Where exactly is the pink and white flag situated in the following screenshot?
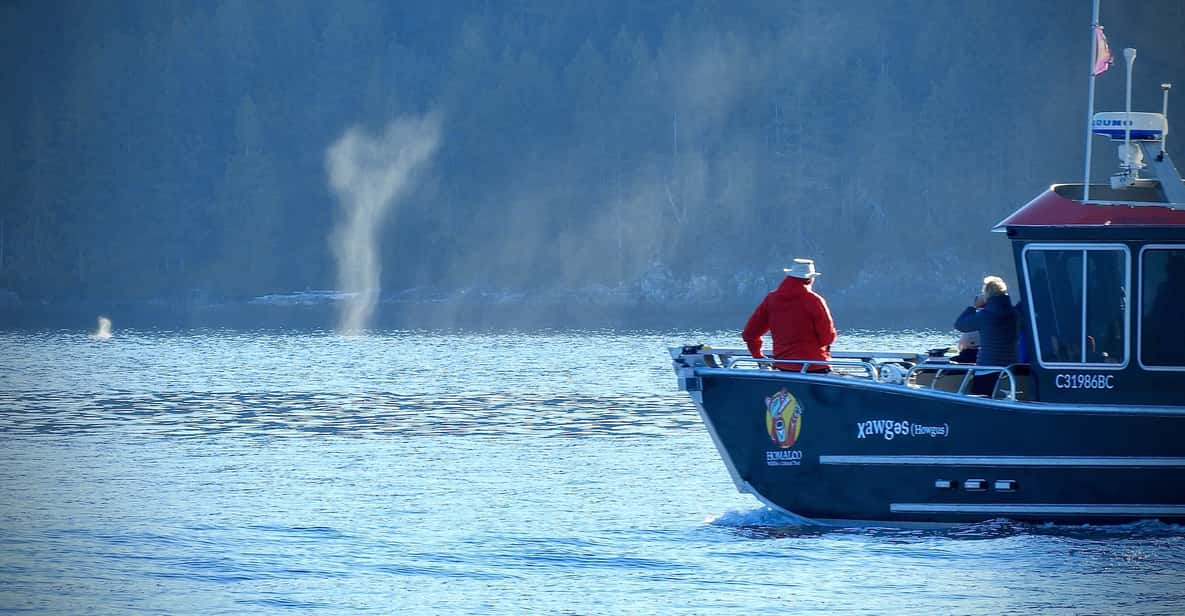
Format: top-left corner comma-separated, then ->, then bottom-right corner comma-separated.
1093,25 -> 1113,76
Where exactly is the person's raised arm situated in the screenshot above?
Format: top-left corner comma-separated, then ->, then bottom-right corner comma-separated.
954,305 -> 981,332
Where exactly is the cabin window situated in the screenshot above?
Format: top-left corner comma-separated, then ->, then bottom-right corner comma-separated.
1139,247 -> 1185,368
1023,245 -> 1128,367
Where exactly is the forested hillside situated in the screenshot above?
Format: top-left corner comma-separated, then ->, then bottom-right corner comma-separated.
2,1 -> 1183,320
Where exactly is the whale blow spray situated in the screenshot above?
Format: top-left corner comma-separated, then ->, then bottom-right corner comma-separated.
91,316 -> 112,340
326,114 -> 441,334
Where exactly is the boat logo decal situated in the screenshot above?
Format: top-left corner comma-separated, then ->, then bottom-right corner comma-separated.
765,388 -> 802,448
856,419 -> 950,440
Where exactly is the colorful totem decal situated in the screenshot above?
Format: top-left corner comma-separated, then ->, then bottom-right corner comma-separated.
765,388 -> 802,448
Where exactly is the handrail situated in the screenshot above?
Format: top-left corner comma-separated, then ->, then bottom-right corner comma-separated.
673,345 -> 1019,400
906,363 -> 1018,400
693,348 -> 923,362
725,357 -> 879,379
829,350 -> 927,362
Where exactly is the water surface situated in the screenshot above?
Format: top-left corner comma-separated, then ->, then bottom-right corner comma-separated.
1,328 -> 1183,614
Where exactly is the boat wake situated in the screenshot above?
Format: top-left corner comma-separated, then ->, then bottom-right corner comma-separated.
705,506 -> 820,529
706,506 -> 1185,540
1026,518 -> 1185,539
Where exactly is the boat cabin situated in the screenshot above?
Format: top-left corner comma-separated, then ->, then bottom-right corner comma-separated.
995,104 -> 1185,406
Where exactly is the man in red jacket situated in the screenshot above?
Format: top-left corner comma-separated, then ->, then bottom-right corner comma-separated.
742,258 -> 837,372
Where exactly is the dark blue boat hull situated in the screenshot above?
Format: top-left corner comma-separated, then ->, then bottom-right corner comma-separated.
692,369 -> 1185,524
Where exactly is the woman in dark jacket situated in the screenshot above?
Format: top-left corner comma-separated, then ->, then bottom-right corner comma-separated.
955,275 -> 1018,395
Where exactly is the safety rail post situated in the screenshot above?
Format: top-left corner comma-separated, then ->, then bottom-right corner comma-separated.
905,364 -> 1019,401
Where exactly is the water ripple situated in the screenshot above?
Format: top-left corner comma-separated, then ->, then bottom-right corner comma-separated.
0,390 -> 698,439
5,328 -> 1184,613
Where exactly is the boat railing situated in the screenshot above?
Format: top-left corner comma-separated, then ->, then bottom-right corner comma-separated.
725,357 -> 880,379
673,346 -> 928,382
905,363 -> 1019,401
673,345 -> 1025,401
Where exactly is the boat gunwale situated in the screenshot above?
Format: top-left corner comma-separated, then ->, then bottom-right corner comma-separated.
692,365 -> 1185,415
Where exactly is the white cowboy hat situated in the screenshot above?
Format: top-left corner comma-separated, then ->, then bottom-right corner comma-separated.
783,258 -> 822,279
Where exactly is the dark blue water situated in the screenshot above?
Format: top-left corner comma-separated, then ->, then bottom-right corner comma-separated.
2,328 -> 1184,614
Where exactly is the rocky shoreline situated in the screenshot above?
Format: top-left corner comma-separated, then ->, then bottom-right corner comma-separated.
0,281 -> 961,332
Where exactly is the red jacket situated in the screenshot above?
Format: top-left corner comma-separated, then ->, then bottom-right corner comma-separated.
742,277 -> 837,371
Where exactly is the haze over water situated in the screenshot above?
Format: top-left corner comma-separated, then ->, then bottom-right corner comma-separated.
2,327 -> 1183,614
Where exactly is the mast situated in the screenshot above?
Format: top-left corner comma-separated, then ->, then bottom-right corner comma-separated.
1083,0 -> 1101,203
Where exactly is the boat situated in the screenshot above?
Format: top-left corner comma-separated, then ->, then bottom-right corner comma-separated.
670,24 -> 1185,525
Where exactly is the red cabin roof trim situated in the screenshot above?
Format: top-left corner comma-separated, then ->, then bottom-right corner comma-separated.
994,185 -> 1185,230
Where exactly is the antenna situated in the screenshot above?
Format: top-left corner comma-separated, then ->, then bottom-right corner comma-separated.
1123,48 -> 1137,165
1162,83 -> 1172,158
